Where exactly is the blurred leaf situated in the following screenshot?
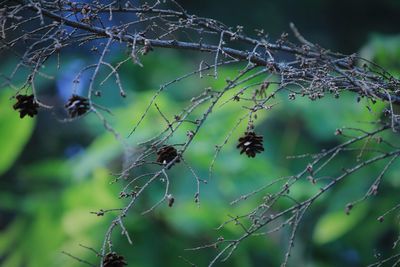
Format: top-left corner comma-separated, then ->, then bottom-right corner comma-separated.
63,167 -> 120,209
360,34 -> 400,76
287,94 -> 384,140
0,192 -> 19,210
0,89 -> 35,175
313,205 -> 367,245
69,133 -> 121,179
21,159 -> 70,181
2,251 -> 23,267
0,219 -> 25,253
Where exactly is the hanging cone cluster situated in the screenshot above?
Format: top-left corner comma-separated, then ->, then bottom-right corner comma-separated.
156,145 -> 180,168
103,252 -> 127,267
13,94 -> 39,118
237,131 -> 264,158
65,95 -> 90,118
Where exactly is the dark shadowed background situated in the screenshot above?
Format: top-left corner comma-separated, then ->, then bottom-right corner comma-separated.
1,0 -> 400,267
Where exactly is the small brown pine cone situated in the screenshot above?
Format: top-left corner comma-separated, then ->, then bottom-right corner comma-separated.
13,94 -> 39,118
65,94 -> 90,118
237,131 -> 264,158
156,145 -> 180,168
103,252 -> 127,267
167,194 -> 175,207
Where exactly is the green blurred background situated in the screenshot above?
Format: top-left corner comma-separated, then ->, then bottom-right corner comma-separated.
1,0 -> 400,266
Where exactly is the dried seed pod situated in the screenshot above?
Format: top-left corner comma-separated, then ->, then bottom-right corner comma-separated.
383,108 -> 391,116
345,203 -> 353,215
142,39 -> 153,55
103,252 -> 127,267
65,95 -> 90,118
13,94 -> 39,118
237,131 -> 264,158
335,128 -> 343,135
306,164 -> 314,175
156,146 -> 180,168
167,194 -> 175,207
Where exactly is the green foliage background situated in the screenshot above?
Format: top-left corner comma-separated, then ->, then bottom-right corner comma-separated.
1,1 -> 400,266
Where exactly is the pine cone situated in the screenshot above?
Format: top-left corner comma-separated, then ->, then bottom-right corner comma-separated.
103,252 -> 127,267
237,131 -> 264,158
13,94 -> 39,118
65,94 -> 90,118
156,145 -> 180,168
